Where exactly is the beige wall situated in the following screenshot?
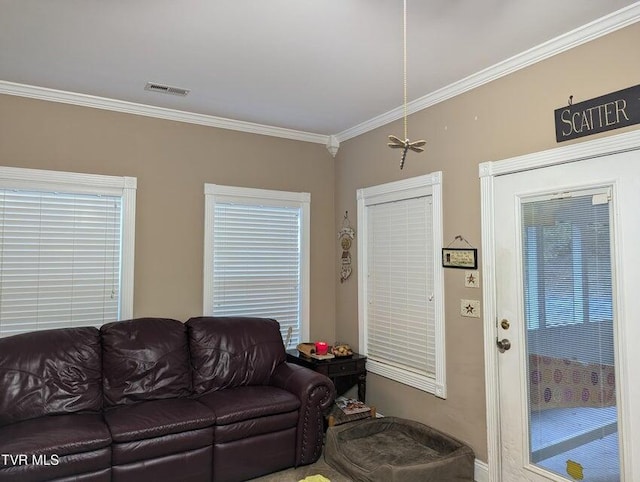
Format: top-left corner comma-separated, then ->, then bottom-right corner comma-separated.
1,21 -> 639,466
0,96 -> 337,342
334,23 -> 640,462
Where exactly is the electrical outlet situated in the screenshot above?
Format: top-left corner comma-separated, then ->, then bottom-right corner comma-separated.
461,299 -> 481,318
464,270 -> 479,288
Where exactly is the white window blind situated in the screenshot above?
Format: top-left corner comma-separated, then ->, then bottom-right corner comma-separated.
523,190 -> 613,331
367,197 -> 434,375
0,168 -> 136,338
358,173 -> 445,397
204,185 -> 310,346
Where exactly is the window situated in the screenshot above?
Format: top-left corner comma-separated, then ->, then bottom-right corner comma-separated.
203,184 -> 310,345
522,189 -> 613,330
357,172 -> 445,397
0,166 -> 136,337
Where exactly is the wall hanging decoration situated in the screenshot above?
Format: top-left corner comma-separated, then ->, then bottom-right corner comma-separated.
554,84 -> 640,142
387,0 -> 426,169
442,235 -> 477,269
338,211 -> 355,283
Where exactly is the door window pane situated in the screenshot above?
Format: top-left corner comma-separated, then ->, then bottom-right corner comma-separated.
522,191 -> 619,481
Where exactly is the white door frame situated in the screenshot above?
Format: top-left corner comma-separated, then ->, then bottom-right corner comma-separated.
479,129 -> 640,481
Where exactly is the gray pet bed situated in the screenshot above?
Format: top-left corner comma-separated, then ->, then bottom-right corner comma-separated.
325,417 -> 475,482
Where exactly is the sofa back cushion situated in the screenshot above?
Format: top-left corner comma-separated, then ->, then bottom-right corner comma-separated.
187,316 -> 287,394
101,317 -> 191,406
0,327 -> 102,427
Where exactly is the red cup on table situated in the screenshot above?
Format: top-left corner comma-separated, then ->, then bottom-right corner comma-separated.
315,341 -> 329,355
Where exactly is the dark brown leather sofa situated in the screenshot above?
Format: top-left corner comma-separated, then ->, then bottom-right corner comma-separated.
0,317 -> 335,482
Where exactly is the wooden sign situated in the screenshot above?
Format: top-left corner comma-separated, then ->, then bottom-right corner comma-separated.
442,248 -> 477,269
554,84 -> 640,142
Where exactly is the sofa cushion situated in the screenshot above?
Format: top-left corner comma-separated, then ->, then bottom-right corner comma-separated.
104,398 -> 215,443
197,385 -> 300,425
0,327 -> 102,427
101,318 -> 192,406
0,413 -> 111,461
186,316 -> 287,394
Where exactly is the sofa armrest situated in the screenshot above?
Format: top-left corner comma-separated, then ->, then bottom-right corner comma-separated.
271,362 -> 336,465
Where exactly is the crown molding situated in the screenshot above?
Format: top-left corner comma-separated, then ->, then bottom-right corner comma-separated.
335,2 -> 640,143
0,80 -> 329,146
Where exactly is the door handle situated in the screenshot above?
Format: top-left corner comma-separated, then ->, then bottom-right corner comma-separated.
496,338 -> 511,352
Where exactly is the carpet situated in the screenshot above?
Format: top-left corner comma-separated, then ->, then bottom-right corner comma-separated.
248,452 -> 351,482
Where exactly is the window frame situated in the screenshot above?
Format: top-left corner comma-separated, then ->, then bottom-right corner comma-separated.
357,172 -> 446,397
203,183 -> 310,343
0,166 -> 137,332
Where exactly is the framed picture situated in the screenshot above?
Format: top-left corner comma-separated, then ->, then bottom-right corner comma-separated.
442,248 -> 477,269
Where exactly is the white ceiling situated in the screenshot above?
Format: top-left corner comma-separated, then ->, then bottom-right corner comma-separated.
0,1 -> 637,142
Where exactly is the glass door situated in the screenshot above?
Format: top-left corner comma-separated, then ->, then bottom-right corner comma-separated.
492,147 -> 640,481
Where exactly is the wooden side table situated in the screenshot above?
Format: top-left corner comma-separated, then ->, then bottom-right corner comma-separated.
285,349 -> 367,402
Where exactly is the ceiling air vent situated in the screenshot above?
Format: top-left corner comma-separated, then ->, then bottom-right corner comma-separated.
144,82 -> 190,96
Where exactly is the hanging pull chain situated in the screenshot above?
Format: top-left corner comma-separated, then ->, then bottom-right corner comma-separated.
386,0 -> 426,169
403,0 -> 408,141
